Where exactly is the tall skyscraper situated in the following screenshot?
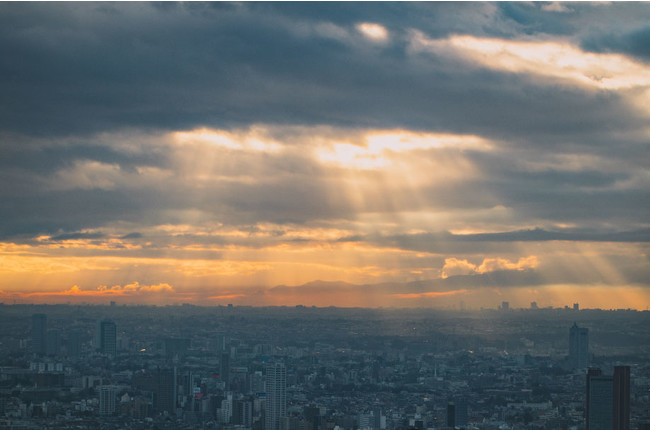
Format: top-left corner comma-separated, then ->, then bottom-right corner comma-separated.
96,319 -> 116,356
220,352 -> 231,389
46,329 -> 61,356
66,328 -> 83,357
586,366 -> 631,430
265,363 -> 286,430
447,402 -> 457,428
587,368 -> 613,430
447,399 -> 468,429
613,366 -> 630,430
31,313 -> 47,355
569,322 -> 589,368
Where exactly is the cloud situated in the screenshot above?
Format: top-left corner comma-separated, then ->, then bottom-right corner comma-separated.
392,289 -> 468,299
541,3 -> 572,13
410,32 -> 650,90
0,3 -> 648,308
441,258 -> 478,278
442,256 -> 538,279
0,282 -> 176,304
50,231 -> 105,241
581,25 -> 650,62
356,22 -> 389,42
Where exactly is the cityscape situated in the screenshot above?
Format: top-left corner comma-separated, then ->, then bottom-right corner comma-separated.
0,303 -> 648,429
1,2 -> 649,430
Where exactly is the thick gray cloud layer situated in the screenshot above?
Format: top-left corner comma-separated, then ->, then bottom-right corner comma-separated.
1,2 -> 648,137
0,2 -> 648,254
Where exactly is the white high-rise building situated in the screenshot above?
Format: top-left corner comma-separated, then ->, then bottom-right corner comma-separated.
264,363 -> 286,430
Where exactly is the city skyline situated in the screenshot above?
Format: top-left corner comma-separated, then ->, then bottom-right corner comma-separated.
0,2 -> 649,309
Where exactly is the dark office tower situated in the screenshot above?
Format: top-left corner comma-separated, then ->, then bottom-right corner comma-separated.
132,367 -> 177,414
46,329 -> 61,356
454,398 -> 468,427
220,352 -> 230,389
96,319 -> 116,356
31,314 -> 47,355
164,338 -> 191,358
447,402 -> 456,428
66,329 -> 83,357
586,368 -> 613,430
447,399 -> 467,429
613,366 -> 630,430
265,363 -> 286,430
569,322 -> 589,368
156,367 -> 177,414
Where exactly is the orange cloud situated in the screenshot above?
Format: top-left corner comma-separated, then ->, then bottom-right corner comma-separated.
392,289 -> 468,299
207,293 -> 247,300
442,256 -> 538,278
0,282 -> 175,301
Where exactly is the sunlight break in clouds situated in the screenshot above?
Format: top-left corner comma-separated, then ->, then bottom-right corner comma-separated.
356,22 -> 389,42
315,130 -> 491,170
410,33 -> 650,90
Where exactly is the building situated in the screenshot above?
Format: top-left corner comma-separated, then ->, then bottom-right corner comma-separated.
99,386 -> 117,416
447,399 -> 468,429
66,328 -> 83,357
164,337 -> 191,358
96,319 -> 116,356
46,329 -> 61,356
569,322 -> 589,368
220,352 -> 231,389
613,365 -> 630,430
587,368 -> 613,430
132,367 -> 177,415
31,314 -> 47,355
586,366 -> 631,430
265,362 -> 287,430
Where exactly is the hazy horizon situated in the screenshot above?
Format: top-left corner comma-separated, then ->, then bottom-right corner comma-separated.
1,2 -> 649,309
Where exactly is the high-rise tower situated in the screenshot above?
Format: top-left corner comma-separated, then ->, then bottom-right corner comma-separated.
31,314 -> 47,355
569,322 -> 589,368
96,319 -> 116,356
586,368 -> 613,430
613,366 -> 630,430
265,363 -> 286,430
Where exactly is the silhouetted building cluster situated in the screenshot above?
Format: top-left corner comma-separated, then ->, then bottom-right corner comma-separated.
2,308 -> 648,429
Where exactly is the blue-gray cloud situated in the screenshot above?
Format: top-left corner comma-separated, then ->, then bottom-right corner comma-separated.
0,1 -> 648,256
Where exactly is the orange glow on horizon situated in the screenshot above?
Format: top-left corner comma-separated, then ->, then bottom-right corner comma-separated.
392,289 -> 469,299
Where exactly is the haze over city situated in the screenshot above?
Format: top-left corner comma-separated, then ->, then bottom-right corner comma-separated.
1,2 -> 649,309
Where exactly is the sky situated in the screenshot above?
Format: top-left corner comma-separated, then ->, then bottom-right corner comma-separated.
0,2 -> 649,309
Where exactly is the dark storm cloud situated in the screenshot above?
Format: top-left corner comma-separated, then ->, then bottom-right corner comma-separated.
581,25 -> 650,62
120,232 -> 142,239
0,1 -> 647,140
0,2 -> 648,244
49,231 -> 105,241
358,228 -> 650,256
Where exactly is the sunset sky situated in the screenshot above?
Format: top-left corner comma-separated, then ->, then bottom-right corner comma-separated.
1,2 -> 649,309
